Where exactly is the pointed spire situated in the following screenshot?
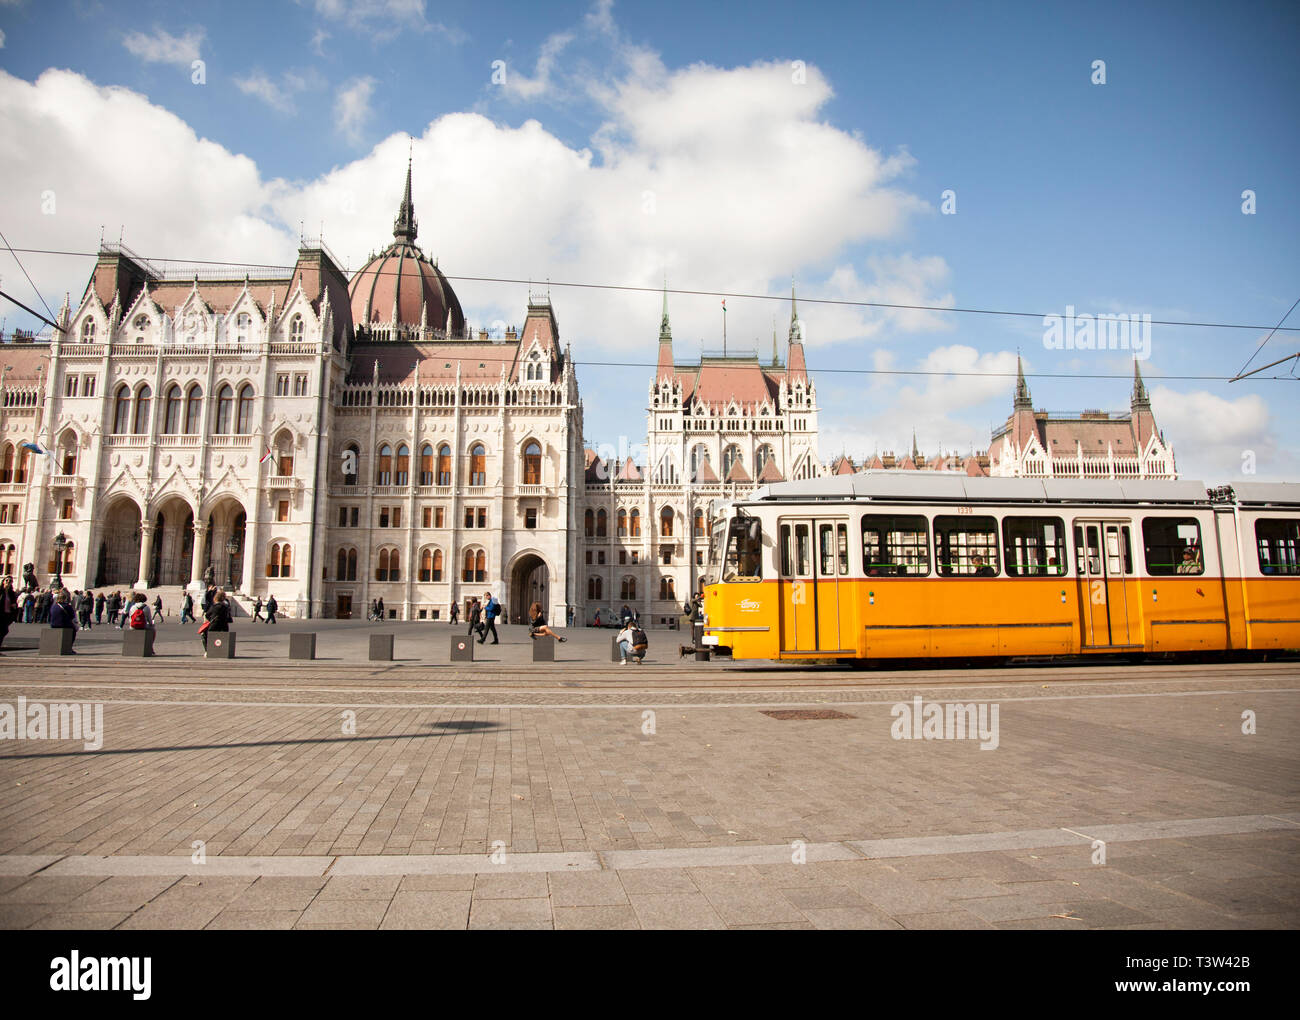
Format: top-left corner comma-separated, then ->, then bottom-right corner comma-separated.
392,151 -> 418,244
1131,358 -> 1150,408
659,275 -> 672,342
788,279 -> 802,342
1014,354 -> 1033,410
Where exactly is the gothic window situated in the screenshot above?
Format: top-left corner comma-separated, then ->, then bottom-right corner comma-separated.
522,440 -> 541,485
437,444 -> 451,486
395,444 -> 410,486
215,385 -> 234,434
419,444 -> 434,486
163,385 -> 182,434
132,385 -> 152,435
290,314 -> 304,342
690,444 -> 710,481
80,318 -> 96,342
588,576 -> 603,600
617,509 -> 627,537
596,509 -> 607,538
185,385 -> 203,434
377,445 -> 392,486
236,384 -> 255,434
336,547 -> 358,581
723,445 -> 741,478
660,506 -> 674,537
756,444 -> 774,476
235,312 -> 251,344
620,576 -> 636,601
469,443 -> 486,486
584,509 -> 594,538
659,576 -> 675,600
630,509 -> 641,538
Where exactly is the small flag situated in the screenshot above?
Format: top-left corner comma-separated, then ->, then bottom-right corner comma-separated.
721,300 -> 726,311
20,441 -> 56,469
260,446 -> 274,465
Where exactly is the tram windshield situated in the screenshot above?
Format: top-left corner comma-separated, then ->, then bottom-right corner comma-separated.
723,516 -> 763,581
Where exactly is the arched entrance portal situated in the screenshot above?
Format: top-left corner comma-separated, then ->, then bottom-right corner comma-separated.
201,497 -> 247,590
96,499 -> 142,587
509,554 -> 548,624
150,497 -> 195,586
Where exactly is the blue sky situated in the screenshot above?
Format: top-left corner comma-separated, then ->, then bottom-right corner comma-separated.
1,0 -> 1297,479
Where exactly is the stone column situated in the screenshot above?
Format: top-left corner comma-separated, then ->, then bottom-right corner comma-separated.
136,521 -> 154,590
191,521 -> 207,586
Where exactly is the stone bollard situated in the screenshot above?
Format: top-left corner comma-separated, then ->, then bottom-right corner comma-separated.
290,633 -> 316,660
369,634 -> 394,661
39,629 -> 76,656
122,629 -> 156,657
207,632 -> 236,658
532,634 -> 555,662
610,634 -> 622,663
450,635 -> 474,661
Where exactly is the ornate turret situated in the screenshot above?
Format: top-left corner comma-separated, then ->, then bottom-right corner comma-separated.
392,155 -> 417,244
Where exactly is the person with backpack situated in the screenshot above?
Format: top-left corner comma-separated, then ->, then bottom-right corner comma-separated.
49,589 -> 78,651
128,592 -> 155,630
266,595 -> 278,624
616,621 -> 647,664
201,589 -> 232,653
478,591 -> 499,645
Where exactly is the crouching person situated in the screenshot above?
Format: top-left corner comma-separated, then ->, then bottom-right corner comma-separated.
616,622 -> 648,665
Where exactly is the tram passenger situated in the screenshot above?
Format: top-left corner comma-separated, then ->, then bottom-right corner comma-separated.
971,554 -> 996,577
1177,547 -> 1202,573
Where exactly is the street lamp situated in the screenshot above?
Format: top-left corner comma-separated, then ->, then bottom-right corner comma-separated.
52,531 -> 68,590
225,535 -> 240,591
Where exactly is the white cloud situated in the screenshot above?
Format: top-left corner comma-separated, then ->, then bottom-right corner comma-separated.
0,29 -> 6,49
302,0 -> 464,44
310,27 -> 330,56
334,76 -> 376,145
501,31 -> 574,101
121,26 -> 204,67
1149,385 -> 1294,481
234,68 -> 325,115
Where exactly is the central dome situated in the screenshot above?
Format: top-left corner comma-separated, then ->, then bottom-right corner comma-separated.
348,161 -> 465,336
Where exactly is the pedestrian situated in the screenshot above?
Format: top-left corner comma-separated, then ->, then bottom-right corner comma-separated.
77,590 -> 92,629
118,592 -> 131,629
449,600 -> 459,625
528,601 -> 567,642
468,597 -> 481,639
252,597 -> 263,622
106,590 -> 120,626
49,588 -> 78,651
376,597 -> 385,620
0,576 -> 16,652
594,608 -> 601,628
128,591 -> 155,630
94,591 -> 105,624
38,588 -> 52,624
21,589 -> 34,624
478,591 -> 499,645
180,590 -> 196,623
620,603 -> 631,625
566,604 -> 575,628
266,594 -> 278,624
153,594 -> 163,623
202,584 -> 216,616
201,589 -> 231,654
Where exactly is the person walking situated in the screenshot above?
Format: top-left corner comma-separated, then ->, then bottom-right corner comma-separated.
449,600 -> 459,625
106,590 -> 120,626
266,595 -> 278,624
153,594 -> 164,623
0,576 -> 17,653
467,597 -> 481,639
201,589 -> 232,654
49,589 -> 78,652
479,591 -> 499,645
118,592 -> 132,629
252,597 -> 264,622
77,590 -> 93,629
94,591 -> 105,624
180,590 -> 196,623
376,597 -> 385,620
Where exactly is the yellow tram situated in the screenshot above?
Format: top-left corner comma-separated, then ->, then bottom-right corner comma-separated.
699,474 -> 1300,663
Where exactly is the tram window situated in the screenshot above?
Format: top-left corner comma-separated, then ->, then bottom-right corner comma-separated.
1142,517 -> 1203,576
780,524 -> 793,577
1121,526 -> 1134,574
861,514 -> 930,576
794,523 -> 811,576
724,517 -> 763,582
934,516 -> 999,576
819,523 -> 849,576
1002,516 -> 1066,576
1256,518 -> 1300,575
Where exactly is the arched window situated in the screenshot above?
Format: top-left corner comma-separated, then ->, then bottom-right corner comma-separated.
1,543 -> 14,576
620,576 -> 636,601
267,543 -> 280,577
275,432 -> 294,476
235,312 -> 251,344
723,445 -> 741,479
343,443 -> 359,485
279,544 -> 292,578
469,443 -> 486,486
522,440 -> 541,485
290,314 -> 304,341
15,447 -> 29,483
432,549 -> 443,581
660,506 -> 674,537
236,384 -> 255,434
617,509 -> 627,537
0,444 -> 11,483
437,444 -> 451,486
80,318 -> 96,342
462,548 -> 487,583
337,547 -> 359,581
132,385 -> 152,434
395,444 -> 410,486
215,385 -> 234,434
113,385 -> 132,434
694,509 -> 705,536
58,434 -> 76,475
185,386 -> 203,435
419,444 -> 434,486
588,576 -> 603,600
419,548 -> 433,582
375,548 -> 400,582
163,385 -> 182,434
660,576 -> 675,600
47,540 -> 74,574
756,444 -> 775,476
596,509 -> 607,538
584,509 -> 594,537
690,444 -> 710,481
376,444 -> 392,485
630,509 -> 641,538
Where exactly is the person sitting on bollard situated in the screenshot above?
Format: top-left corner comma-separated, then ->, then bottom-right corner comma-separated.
616,622 -> 647,665
528,601 -> 567,643
200,589 -> 232,652
49,588 -> 78,651
128,591 -> 156,630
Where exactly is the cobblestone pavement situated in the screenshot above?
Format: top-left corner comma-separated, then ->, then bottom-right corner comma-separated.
0,644 -> 1296,929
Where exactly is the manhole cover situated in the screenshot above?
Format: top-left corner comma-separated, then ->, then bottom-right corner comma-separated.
760,709 -> 856,720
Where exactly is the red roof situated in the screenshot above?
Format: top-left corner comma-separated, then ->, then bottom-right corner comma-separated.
757,458 -> 784,483
347,341 -> 515,385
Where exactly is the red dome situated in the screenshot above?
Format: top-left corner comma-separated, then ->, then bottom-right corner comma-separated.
348,160 -> 465,335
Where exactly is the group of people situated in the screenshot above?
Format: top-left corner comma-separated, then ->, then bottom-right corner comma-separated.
368,598 -> 386,621
0,586 -> 164,627
249,596 -> 279,623
465,592 -> 501,644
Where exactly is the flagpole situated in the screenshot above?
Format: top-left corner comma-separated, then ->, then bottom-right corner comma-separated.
722,300 -> 727,357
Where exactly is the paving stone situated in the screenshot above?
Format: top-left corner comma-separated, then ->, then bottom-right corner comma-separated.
895,910 -> 997,930
398,874 -> 477,892
207,910 -> 301,930
614,868 -> 698,896
297,899 -> 388,927
27,911 -> 134,930
468,897 -> 553,929
548,871 -> 629,907
0,903 -> 55,928
315,876 -> 401,900
553,905 -> 640,930
0,875 -> 105,904
473,872 -> 550,899
380,891 -> 471,930
62,876 -> 181,912
627,893 -> 726,929
779,885 -> 869,911
226,877 -> 326,912
801,906 -> 903,929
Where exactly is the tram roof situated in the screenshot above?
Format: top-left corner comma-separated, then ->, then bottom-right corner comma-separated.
748,472 -> 1218,506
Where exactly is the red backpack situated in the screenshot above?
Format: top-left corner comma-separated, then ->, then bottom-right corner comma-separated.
129,603 -> 147,629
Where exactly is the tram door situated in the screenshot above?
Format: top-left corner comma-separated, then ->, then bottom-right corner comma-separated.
778,519 -> 848,653
1074,519 -> 1135,648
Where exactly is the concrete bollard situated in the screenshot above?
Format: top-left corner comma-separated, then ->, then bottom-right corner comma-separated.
610,634 -> 622,663
532,634 -> 555,662
369,633 -> 394,661
289,633 -> 317,660
122,629 -> 156,657
39,629 -> 76,656
450,635 -> 474,661
207,632 -> 236,658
